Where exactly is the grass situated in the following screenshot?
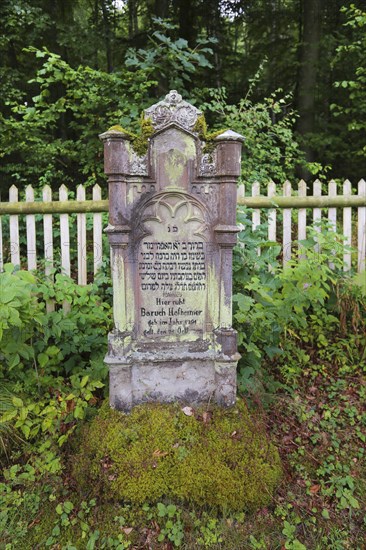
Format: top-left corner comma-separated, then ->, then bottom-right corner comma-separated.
1,330 -> 365,549
2,363 -> 365,549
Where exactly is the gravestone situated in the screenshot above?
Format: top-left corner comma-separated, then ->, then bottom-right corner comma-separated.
100,91 -> 244,410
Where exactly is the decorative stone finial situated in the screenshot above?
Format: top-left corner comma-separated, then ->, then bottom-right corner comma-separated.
144,90 -> 202,132
215,130 -> 245,142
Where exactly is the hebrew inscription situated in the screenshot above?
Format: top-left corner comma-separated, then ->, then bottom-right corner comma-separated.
137,193 -> 207,339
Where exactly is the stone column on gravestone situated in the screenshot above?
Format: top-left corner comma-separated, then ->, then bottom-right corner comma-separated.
99,129 -> 133,409
212,130 -> 244,404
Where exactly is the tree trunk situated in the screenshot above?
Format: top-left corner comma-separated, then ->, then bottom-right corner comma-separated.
128,0 -> 138,39
175,0 -> 196,47
296,0 -> 322,176
154,0 -> 169,19
100,0 -> 113,72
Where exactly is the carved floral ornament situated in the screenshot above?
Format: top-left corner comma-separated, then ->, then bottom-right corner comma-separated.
133,191 -> 209,243
144,90 -> 202,132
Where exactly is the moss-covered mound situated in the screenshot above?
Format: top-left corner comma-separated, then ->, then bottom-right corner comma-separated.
72,400 -> 282,512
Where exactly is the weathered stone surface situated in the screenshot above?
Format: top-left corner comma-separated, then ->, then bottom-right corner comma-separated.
100,91 -> 244,410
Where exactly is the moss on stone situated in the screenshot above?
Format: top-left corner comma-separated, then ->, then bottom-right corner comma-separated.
131,116 -> 154,156
108,124 -> 132,135
193,114 -> 228,155
193,114 -> 208,139
72,401 -> 282,512
107,116 -> 154,156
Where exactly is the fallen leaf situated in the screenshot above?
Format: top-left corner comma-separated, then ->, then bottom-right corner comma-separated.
122,527 -> 133,535
202,411 -> 212,424
153,449 -> 168,457
309,484 -> 321,494
181,406 -> 194,416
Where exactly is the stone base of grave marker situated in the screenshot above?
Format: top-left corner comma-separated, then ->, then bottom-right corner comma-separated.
106,340 -> 239,410
100,91 -> 244,411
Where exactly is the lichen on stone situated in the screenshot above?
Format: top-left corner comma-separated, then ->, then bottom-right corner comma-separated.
72,400 -> 282,512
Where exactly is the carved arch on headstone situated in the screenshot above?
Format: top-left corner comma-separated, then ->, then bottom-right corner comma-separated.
132,191 -> 210,247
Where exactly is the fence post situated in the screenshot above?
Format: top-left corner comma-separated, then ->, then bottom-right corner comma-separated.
343,180 -> 352,271
59,185 -> 71,277
25,185 -> 37,271
43,185 -> 54,276
93,184 -> 103,275
268,180 -> 276,242
283,181 -> 292,266
9,185 -> 20,267
298,179 -> 307,260
77,184 -> 87,285
358,179 -> 366,272
328,180 -> 337,270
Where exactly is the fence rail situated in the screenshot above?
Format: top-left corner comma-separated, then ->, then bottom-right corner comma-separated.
0,179 -> 365,280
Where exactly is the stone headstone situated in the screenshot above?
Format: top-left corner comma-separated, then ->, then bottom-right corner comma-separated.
100,91 -> 244,411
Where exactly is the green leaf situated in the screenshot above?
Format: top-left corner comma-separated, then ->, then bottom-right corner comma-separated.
12,396 -> 23,408
64,501 -> 74,514
292,541 -> 307,550
0,410 -> 18,423
157,502 -> 166,517
38,353 -> 49,368
74,404 -> 85,419
80,375 -> 89,388
21,424 -> 30,439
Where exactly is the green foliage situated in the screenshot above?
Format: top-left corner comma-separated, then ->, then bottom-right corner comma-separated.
72,401 -> 282,512
0,47 -> 155,188
332,4 -> 366,162
156,502 -> 184,546
0,265 -> 43,371
0,264 -> 111,464
125,17 -> 216,91
233,211 -> 353,399
0,387 -> 24,460
0,265 -> 111,385
199,86 -> 305,184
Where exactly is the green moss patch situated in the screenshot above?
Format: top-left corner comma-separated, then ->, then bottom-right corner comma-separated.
72,400 -> 282,512
108,116 -> 154,156
193,114 -> 228,154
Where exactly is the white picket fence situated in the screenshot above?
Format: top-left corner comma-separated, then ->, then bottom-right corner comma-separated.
237,179 -> 366,272
0,184 -> 106,284
0,180 -> 365,281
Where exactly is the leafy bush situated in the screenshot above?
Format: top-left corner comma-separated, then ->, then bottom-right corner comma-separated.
0,265 -> 112,460
0,264 -> 111,385
0,48 -> 155,188
0,266 -> 43,372
233,213 -> 352,396
72,400 -> 282,512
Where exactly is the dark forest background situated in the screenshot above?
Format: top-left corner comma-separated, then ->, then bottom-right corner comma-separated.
1,0 -> 365,190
